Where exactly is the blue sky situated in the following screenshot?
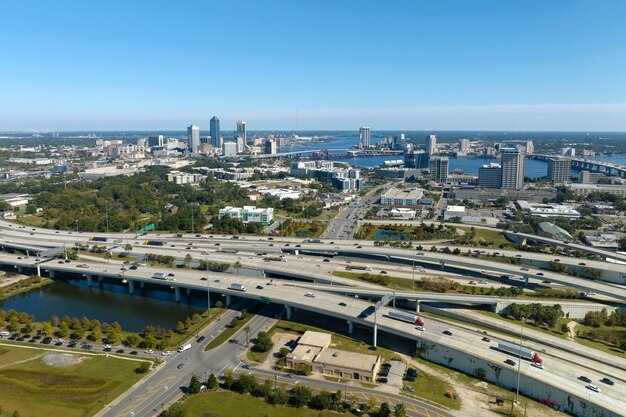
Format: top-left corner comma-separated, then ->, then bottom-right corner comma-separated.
2,0 -> 626,131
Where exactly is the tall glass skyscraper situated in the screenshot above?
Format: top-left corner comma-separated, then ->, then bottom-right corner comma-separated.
187,124 -> 200,152
210,116 -> 221,148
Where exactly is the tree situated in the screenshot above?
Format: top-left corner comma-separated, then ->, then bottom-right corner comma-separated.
379,402 -> 391,417
222,370 -> 234,389
289,385 -> 312,408
40,322 -> 52,337
233,261 -> 242,275
124,243 -> 133,253
188,375 -> 201,394
278,347 -> 290,358
184,254 -> 193,268
159,403 -> 185,417
135,362 -> 151,374
253,331 -> 273,353
394,403 -> 407,417
176,321 -> 186,333
206,373 -> 218,390
244,325 -> 251,346
104,251 -> 112,263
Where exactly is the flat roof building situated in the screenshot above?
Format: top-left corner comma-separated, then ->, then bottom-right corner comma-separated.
548,157 -> 571,183
381,188 -> 424,206
286,331 -> 381,383
218,206 -> 274,224
478,163 -> 502,189
501,148 -> 525,190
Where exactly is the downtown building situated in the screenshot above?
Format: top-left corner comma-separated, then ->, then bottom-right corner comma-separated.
500,148 -> 525,190
210,116 -> 221,149
429,156 -> 449,183
290,161 -> 363,192
359,126 -> 370,148
187,125 -> 200,153
547,157 -> 571,183
478,163 -> 502,188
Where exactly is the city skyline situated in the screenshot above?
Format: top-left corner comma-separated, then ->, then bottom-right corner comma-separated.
2,1 -> 626,131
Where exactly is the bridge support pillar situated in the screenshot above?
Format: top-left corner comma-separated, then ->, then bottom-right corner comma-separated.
225,294 -> 231,307
373,324 -> 378,348
128,280 -> 135,294
98,275 -> 103,282
16,266 -> 23,273
186,287 -> 191,295
49,270 -> 55,278
285,305 -> 292,320
36,263 -> 41,277
174,287 -> 180,302
524,275 -> 529,284
86,275 -> 92,287
347,320 -> 354,334
415,301 -> 421,313
140,280 -> 145,288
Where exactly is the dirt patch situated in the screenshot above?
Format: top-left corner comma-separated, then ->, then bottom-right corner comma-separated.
567,321 -> 578,341
42,352 -> 86,368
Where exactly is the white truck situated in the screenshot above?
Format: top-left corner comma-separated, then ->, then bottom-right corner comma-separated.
387,309 -> 426,329
178,343 -> 192,353
497,341 -> 543,364
229,283 -> 247,292
152,272 -> 168,280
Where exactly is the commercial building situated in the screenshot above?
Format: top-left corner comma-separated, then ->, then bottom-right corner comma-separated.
286,331 -> 381,383
218,206 -> 274,224
210,116 -> 221,148
222,141 -> 237,157
580,171 -> 608,184
359,126 -> 370,148
389,208 -> 417,219
501,148 -> 525,190
429,156 -> 449,183
264,139 -> 277,155
452,187 -> 555,203
236,120 -> 247,144
291,161 -> 362,192
0,193 -> 33,207
478,163 -> 502,189
187,125 -> 200,153
381,188 -> 424,206
567,183 -> 626,197
373,168 -> 420,180
547,157 -> 571,183
459,138 -> 470,153
560,147 -> 576,157
404,150 -> 429,169
166,171 -> 204,185
148,135 -> 164,147
427,134 -> 437,156
516,200 -> 581,219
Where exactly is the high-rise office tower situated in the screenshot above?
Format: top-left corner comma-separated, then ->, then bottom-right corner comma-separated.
187,125 -> 200,152
236,120 -> 247,144
459,138 -> 470,153
359,126 -> 370,148
429,156 -> 449,183
264,139 -> 277,155
148,135 -> 164,147
501,148 -> 525,189
427,134 -> 437,156
525,140 -> 534,154
560,147 -> 576,157
210,116 -> 221,148
548,157 -> 572,183
478,163 -> 502,188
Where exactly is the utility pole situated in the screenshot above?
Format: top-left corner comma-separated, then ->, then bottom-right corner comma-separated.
515,317 -> 525,404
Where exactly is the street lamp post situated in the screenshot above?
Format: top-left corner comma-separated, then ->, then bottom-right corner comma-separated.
515,317 -> 525,404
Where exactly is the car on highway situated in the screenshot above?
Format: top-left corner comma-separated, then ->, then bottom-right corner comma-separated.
200,277 -> 208,281
177,363 -> 184,369
442,330 -> 453,336
197,336 -> 205,343
338,302 -> 347,307
531,362 -> 544,369
356,245 -> 362,248
586,384 -> 601,393
77,264 -> 89,268
305,292 -> 316,298
520,267 -> 529,271
256,285 -> 264,290
380,270 -> 387,274
536,272 -> 544,276
162,351 -> 172,357
144,349 -> 154,354
600,378 -> 615,386
578,376 -> 592,383
579,262 -> 586,266
481,337 -> 491,342
504,359 -> 516,366
323,259 -> 330,262
168,272 -> 175,277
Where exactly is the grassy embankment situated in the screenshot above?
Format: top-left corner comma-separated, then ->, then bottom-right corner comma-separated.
0,345 -> 147,417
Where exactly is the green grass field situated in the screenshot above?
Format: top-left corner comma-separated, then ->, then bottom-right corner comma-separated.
180,391 -> 345,417
454,226 -> 510,247
0,345 -> 147,417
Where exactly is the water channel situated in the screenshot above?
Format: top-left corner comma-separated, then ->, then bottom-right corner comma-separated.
0,274 -> 207,332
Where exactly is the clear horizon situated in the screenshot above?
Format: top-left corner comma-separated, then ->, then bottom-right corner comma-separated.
2,1 -> 626,131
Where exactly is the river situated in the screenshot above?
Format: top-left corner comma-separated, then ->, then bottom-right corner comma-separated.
0,277 -> 206,332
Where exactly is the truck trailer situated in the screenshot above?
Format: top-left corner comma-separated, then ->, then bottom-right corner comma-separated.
178,343 -> 192,352
152,272 -> 169,280
229,283 -> 247,292
497,340 -> 542,364
387,310 -> 426,328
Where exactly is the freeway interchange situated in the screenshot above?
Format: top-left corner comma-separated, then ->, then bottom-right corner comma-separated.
1,220 -> 626,416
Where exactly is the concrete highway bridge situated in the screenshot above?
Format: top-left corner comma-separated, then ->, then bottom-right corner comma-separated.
530,153 -> 626,178
0,252 -> 624,417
